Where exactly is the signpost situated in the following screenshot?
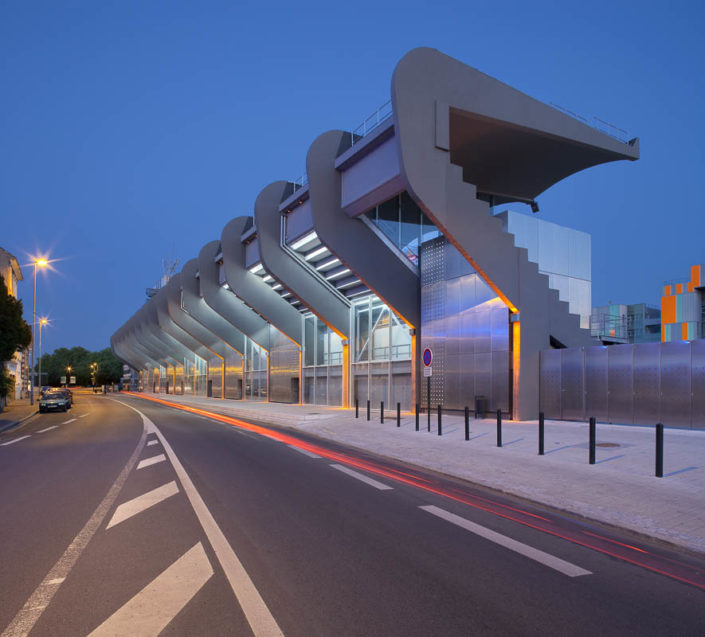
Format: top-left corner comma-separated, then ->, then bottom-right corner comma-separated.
60,375 -> 66,385
69,376 -> 76,386
423,348 -> 432,431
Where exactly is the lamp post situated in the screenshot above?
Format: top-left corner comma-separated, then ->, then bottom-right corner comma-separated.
66,366 -> 72,388
90,362 -> 98,391
38,318 -> 48,391
30,258 -> 49,405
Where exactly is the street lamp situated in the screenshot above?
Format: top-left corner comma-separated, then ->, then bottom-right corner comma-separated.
90,362 -> 98,391
38,318 -> 48,391
30,257 -> 49,405
66,365 -> 72,388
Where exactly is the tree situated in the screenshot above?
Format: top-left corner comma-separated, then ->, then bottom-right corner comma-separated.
0,275 -> 32,399
38,346 -> 123,386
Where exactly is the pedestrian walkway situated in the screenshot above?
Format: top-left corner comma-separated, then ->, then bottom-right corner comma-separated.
0,398 -> 38,433
123,393 -> 705,556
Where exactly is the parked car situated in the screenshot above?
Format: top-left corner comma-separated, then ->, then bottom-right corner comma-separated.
55,388 -> 73,407
39,390 -> 70,413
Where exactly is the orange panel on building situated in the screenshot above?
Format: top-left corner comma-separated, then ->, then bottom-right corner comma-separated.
661,294 -> 676,325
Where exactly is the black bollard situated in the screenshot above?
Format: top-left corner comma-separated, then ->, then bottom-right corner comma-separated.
381,401 -> 384,424
367,400 -> 370,421
355,399 -> 359,419
655,423 -> 664,478
437,404 -> 442,436
397,402 -> 401,428
538,412 -> 545,456
496,409 -> 502,447
464,406 -> 469,441
589,417 -> 596,465
415,403 -> 419,431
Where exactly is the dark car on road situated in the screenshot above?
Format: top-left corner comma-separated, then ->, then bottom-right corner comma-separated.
39,390 -> 70,413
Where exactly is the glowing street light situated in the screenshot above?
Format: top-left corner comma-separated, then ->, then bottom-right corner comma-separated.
30,257 -> 50,405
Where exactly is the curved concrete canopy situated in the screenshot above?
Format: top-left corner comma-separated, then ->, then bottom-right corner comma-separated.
139,302 -> 195,365
307,130 -> 420,328
254,181 -> 349,338
111,329 -> 152,370
118,315 -> 169,369
153,289 -> 212,361
128,314 -> 177,369
164,274 -> 224,359
180,258 -> 246,355
220,217 -> 301,344
197,240 -> 270,349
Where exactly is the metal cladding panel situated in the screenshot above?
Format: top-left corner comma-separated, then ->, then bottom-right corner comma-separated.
285,200 -> 313,244
491,350 -> 510,413
224,351 -> 243,400
660,341 -> 692,428
445,353 -> 461,409
560,347 -> 584,421
420,238 -> 446,408
491,306 -> 509,352
539,349 -> 561,418
691,340 -> 705,428
269,327 -> 299,404
584,346 -> 608,421
369,362 -> 389,406
607,345 -> 634,424
208,356 -> 223,399
474,353 -> 492,403
633,343 -> 661,425
353,364 -> 369,403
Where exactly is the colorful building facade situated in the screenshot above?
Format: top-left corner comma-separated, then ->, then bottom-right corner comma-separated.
661,264 -> 705,342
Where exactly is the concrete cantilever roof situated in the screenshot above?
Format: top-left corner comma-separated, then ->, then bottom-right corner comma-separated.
255,181 -> 350,338
163,274 -> 225,360
153,289 -> 213,361
197,239 -> 271,349
140,302 -> 195,365
307,130 -> 420,328
111,328 -> 153,370
391,47 -> 639,418
180,258 -> 246,355
220,217 -> 302,344
119,314 -> 170,369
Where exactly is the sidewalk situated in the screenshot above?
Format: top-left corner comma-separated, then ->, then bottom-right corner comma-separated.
127,393 -> 705,555
0,398 -> 38,433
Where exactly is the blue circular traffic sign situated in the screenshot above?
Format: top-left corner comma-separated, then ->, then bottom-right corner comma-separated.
423,348 -> 432,366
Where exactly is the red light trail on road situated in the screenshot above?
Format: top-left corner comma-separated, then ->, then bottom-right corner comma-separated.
123,392 -> 705,591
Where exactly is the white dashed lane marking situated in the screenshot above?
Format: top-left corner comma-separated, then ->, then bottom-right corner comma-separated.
87,543 -> 213,637
288,445 -> 321,458
420,505 -> 592,578
137,454 -> 166,470
147,439 -> 159,447
330,464 -> 394,491
62,418 -> 77,424
37,426 -> 59,434
0,435 -> 31,447
106,482 -> 179,529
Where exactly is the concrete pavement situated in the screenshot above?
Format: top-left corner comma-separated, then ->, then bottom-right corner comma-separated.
0,397 -> 38,433
129,392 -> 705,556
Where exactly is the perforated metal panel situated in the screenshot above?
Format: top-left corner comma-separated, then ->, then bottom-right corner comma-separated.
269,325 -> 300,404
539,349 -> 561,418
584,346 -> 608,421
691,340 -> 705,427
633,343 -> 660,425
607,345 -> 633,424
420,237 -> 510,412
660,341 -> 691,428
561,348 -> 584,420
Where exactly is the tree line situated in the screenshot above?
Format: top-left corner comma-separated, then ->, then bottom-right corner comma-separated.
38,346 -> 123,387
0,274 -> 32,400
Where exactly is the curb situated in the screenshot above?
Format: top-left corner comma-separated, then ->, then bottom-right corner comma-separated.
0,410 -> 38,435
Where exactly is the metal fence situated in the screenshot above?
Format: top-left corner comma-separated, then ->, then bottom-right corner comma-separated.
540,341 -> 705,429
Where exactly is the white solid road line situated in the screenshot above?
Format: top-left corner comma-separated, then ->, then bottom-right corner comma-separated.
62,418 -> 77,424
419,505 -> 592,578
79,413 -> 89,418
1,421 -> 148,637
37,426 -> 59,434
87,542 -> 213,637
137,454 -> 167,469
330,464 -> 394,491
288,445 -> 321,459
0,435 -> 31,447
147,439 -> 159,446
106,481 -> 179,529
147,418 -> 284,637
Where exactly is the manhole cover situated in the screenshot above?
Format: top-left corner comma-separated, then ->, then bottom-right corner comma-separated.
596,442 -> 620,448
307,412 -> 320,415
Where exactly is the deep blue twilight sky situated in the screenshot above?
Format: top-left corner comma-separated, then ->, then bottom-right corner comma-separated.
1,0 -> 703,354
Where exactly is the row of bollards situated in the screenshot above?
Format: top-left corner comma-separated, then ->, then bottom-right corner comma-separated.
355,400 -> 667,478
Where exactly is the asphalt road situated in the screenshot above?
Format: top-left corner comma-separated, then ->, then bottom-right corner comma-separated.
1,392 -> 704,636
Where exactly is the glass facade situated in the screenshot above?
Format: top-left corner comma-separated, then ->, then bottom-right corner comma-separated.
366,192 -> 440,265
244,339 -> 267,400
302,313 -> 343,405
352,295 -> 412,410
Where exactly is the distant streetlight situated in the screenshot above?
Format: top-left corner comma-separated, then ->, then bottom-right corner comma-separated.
30,257 -> 50,405
66,365 -> 72,387
38,318 -> 49,390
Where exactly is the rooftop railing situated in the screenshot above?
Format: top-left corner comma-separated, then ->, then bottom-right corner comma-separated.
292,173 -> 308,193
549,102 -> 632,144
349,99 -> 393,147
